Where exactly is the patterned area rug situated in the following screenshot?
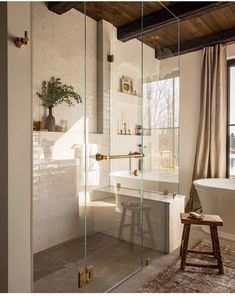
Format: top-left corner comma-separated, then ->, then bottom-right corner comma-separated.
139,240 -> 235,293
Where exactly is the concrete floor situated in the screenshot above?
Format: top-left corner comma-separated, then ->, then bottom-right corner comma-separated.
112,225 -> 235,292
34,232 -> 161,293
34,225 -> 233,293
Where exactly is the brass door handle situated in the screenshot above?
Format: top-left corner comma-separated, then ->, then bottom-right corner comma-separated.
96,152 -> 144,161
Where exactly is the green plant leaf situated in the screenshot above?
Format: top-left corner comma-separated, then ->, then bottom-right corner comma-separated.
36,76 -> 82,108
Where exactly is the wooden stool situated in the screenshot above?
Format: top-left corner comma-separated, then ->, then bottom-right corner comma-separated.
118,202 -> 155,248
180,213 -> 224,274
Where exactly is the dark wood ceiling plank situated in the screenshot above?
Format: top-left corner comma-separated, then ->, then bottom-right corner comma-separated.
180,20 -> 203,39
117,1 -> 230,42
199,13 -> 224,32
47,2 -> 161,27
222,6 -> 235,27
190,16 -> 214,36
155,27 -> 235,60
210,9 -> 233,30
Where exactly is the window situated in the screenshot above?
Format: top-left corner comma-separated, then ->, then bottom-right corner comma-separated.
227,60 -> 235,178
143,77 -> 179,171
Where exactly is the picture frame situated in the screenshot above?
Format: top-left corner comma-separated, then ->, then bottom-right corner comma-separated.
120,75 -> 133,94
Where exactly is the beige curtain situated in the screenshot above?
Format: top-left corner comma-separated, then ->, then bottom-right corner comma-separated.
186,44 -> 227,212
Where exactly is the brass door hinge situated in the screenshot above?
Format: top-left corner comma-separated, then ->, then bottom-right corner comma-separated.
78,266 -> 94,288
145,257 -> 151,266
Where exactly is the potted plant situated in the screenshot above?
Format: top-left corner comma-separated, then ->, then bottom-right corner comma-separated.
36,76 -> 82,131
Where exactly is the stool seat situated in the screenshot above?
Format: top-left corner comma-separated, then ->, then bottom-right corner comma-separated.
180,212 -> 224,274
181,213 -> 223,226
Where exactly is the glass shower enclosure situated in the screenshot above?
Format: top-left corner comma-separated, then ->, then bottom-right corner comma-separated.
32,2 -> 180,292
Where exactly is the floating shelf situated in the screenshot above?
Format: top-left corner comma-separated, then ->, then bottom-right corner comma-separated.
117,133 -> 151,137
116,91 -> 142,105
33,131 -> 65,134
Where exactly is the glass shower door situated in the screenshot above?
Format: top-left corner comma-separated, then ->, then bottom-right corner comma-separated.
32,1 -> 180,293
83,2 -> 144,292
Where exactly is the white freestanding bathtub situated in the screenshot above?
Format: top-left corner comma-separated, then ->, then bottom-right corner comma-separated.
194,178 -> 235,242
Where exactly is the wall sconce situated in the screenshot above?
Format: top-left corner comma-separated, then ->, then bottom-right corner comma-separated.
14,31 -> 29,48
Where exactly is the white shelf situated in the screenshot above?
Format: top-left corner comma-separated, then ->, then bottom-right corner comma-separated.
116,133 -> 151,137
115,91 -> 142,105
33,131 -> 65,134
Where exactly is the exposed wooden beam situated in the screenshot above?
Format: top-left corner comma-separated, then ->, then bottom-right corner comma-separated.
117,2 -> 230,42
155,27 -> 235,60
47,2 -> 82,15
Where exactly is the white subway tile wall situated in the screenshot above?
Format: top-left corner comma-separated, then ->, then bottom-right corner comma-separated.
32,3 -> 110,253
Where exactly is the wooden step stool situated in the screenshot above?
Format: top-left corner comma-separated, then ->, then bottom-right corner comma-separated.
180,213 -> 224,274
118,202 -> 155,248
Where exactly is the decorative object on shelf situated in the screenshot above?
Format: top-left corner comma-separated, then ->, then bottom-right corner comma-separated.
56,119 -> 68,132
135,124 -> 142,135
14,31 -> 29,48
46,107 -> 55,132
34,121 -> 48,131
134,90 -> 137,96
120,75 -> 133,95
36,76 -> 82,131
55,126 -> 64,132
116,183 -> 121,191
34,121 -> 42,131
163,189 -> 169,196
124,122 -> 127,135
117,112 -> 133,135
134,169 -> 140,176
41,138 -> 54,159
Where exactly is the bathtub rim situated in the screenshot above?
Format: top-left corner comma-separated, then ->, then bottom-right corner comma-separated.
110,169 -> 179,183
193,178 -> 235,195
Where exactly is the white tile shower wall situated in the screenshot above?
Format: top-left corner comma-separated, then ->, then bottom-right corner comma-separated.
33,132 -> 79,253
32,2 -> 97,133
33,5 -> 111,252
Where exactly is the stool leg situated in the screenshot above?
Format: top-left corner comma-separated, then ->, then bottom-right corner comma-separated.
211,226 -> 224,274
137,211 -> 141,235
118,207 -> 127,239
145,210 -> 155,248
180,224 -> 191,270
130,211 -> 136,246
180,225 -> 186,257
210,226 -> 217,259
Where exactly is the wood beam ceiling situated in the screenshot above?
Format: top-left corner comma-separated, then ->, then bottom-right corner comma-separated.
47,1 -> 235,59
156,27 -> 235,59
117,2 -> 230,42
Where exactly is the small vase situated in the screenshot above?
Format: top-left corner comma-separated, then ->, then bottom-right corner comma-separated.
45,107 -> 55,131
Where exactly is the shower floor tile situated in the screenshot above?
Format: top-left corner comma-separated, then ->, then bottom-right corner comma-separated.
34,232 -> 160,293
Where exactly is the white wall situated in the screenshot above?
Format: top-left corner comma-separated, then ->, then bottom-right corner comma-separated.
178,51 -> 202,202
7,2 -> 31,292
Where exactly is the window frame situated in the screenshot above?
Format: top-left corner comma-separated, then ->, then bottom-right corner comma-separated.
227,59 -> 235,178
